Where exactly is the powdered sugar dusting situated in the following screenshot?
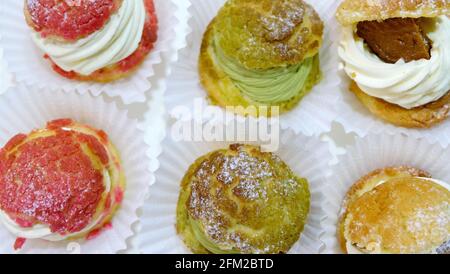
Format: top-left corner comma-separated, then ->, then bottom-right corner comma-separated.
345,176 -> 450,253
214,0 -> 323,69
185,144 -> 306,253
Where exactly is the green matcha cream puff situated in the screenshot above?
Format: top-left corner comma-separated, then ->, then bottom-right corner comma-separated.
176,144 -> 310,254
199,0 -> 324,117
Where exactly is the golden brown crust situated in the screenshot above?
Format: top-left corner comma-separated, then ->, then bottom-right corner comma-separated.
350,81 -> 450,128
339,167 -> 450,254
338,166 -> 431,253
336,0 -> 450,26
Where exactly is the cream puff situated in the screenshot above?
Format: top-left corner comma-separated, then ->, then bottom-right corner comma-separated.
339,167 -> 450,254
0,119 -> 125,250
176,144 -> 310,254
24,0 -> 158,82
199,0 -> 324,117
337,0 -> 450,128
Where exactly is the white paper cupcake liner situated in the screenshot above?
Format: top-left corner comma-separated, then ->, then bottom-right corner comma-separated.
335,72 -> 450,147
0,44 -> 12,94
164,0 -> 341,136
333,6 -> 450,146
0,0 -> 189,104
322,134 -> 450,254
0,85 -> 153,254
138,128 -> 330,254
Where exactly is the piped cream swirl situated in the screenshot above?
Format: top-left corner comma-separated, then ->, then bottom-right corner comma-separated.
31,0 -> 146,75
338,16 -> 450,109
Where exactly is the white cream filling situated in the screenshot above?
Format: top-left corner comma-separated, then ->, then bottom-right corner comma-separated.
339,16 -> 450,109
31,0 -> 146,75
0,170 -> 111,242
345,177 -> 450,254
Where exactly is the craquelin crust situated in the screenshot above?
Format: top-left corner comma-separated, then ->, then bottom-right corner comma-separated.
0,119 -> 125,241
26,0 -> 157,83
199,19 -> 321,117
336,0 -> 450,26
24,0 -> 124,43
214,0 -> 323,69
176,144 -> 310,254
338,167 -> 450,254
350,81 -> 450,128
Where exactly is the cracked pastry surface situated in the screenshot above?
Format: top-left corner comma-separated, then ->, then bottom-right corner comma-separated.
24,0 -> 158,82
176,144 -> 310,254
336,0 -> 449,26
0,119 -> 125,248
24,0 -> 123,42
338,167 -> 450,254
199,0 -> 323,117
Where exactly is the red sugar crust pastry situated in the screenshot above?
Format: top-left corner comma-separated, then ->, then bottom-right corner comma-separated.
0,119 -> 125,246
24,0 -> 159,83
24,0 -> 123,42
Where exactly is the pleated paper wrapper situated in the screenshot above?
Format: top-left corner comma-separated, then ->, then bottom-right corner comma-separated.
164,0 -> 341,136
0,86 -> 153,254
322,134 -> 450,254
0,0 -> 189,104
138,128 -> 330,254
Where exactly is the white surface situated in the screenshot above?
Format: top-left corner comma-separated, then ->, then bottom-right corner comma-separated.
128,0 -> 193,254
0,47 -> 12,93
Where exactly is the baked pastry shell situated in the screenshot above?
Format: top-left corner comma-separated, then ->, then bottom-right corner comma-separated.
336,0 -> 449,26
0,86 -> 154,253
0,0 -> 189,104
167,0 -> 341,135
322,133 -> 450,254
0,119 -> 126,242
349,82 -> 450,129
338,167 -> 449,254
138,130 -> 330,254
212,0 -> 324,69
176,144 -> 310,254
333,22 -> 450,141
199,19 -> 322,117
23,0 -> 158,83
23,0 -> 124,43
